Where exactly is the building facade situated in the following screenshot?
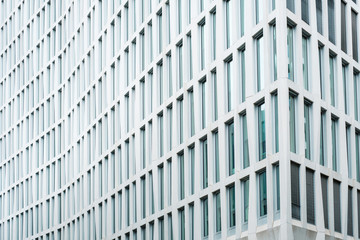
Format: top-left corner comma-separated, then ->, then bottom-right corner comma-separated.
0,0 -> 360,239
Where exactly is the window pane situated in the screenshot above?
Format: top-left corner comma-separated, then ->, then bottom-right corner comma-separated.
306,169 -> 315,224
226,59 -> 233,111
328,0 -> 335,44
214,132 -> 220,183
258,103 -> 266,160
289,94 -> 297,153
301,0 -> 309,23
352,10 -> 358,61
256,35 -> 264,91
287,0 -> 295,12
241,114 -> 250,168
331,118 -> 338,172
201,139 -> 208,189
333,180 -> 341,233
202,198 -> 208,237
228,185 -> 236,227
228,122 -> 235,175
243,178 -> 249,223
304,101 -> 312,160
341,1 -> 347,53
179,154 -> 185,200
321,175 -> 329,229
302,36 -> 310,90
259,171 -> 267,217
316,0 -> 323,34
287,26 -> 295,81
214,192 -> 221,232
291,162 -> 301,220
329,55 -> 336,106
348,187 -> 353,236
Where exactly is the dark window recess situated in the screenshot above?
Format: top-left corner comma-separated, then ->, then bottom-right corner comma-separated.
333,180 -> 341,233
348,187 -> 353,236
291,162 -> 301,220
341,1 -> 347,53
352,10 -> 358,61
306,169 -> 315,224
301,0 -> 309,24
316,0 -> 322,34
287,0 -> 295,13
321,175 -> 329,229
328,0 -> 336,44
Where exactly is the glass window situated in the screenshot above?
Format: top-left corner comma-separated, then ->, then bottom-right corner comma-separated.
201,138 -> 208,189
179,209 -> 185,240
158,62 -> 164,105
271,25 -> 277,82
352,10 -> 358,61
211,10 -> 216,61
329,55 -> 336,106
167,54 -> 173,98
202,197 -> 208,237
211,70 -> 218,121
287,26 -> 295,81
188,89 -> 195,136
273,164 -> 280,215
256,35 -> 264,91
356,132 -> 360,182
306,168 -> 315,224
319,45 -> 325,99
331,117 -> 338,172
141,177 -> 146,219
158,12 -> 162,54
255,0 -> 263,24
354,73 -> 360,121
199,20 -> 205,71
177,43 -> 183,89
159,165 -> 164,210
304,101 -> 312,160
319,110 -> 327,166
341,1 -> 347,53
179,154 -> 185,200
316,0 -> 323,34
333,180 -> 341,233
291,162 -> 301,220
187,34 -> 193,81
289,93 -> 297,153
239,0 -> 245,36
225,58 -> 233,111
242,178 -> 249,224
346,125 -> 352,178
257,102 -> 266,160
328,0 -> 335,44
287,0 -> 295,12
225,0 -> 231,49
227,121 -> 235,175
241,113 -> 249,168
158,113 -> 164,157
228,185 -> 236,228
272,92 -> 279,153
301,0 -> 309,23
258,170 -> 267,218
343,64 -> 349,114
177,0 -> 182,34
188,204 -> 194,240
167,106 -> 173,152
178,97 -> 183,144
214,191 -> 221,233
348,187 -> 353,236
213,131 -> 220,183
302,36 -> 310,90
239,49 -> 246,103
189,146 -> 195,195
200,79 -> 206,129
321,175 -> 329,229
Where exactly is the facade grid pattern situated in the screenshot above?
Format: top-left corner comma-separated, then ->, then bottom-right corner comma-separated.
0,0 -> 360,239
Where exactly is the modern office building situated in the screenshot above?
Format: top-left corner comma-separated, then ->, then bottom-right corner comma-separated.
0,0 -> 360,239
